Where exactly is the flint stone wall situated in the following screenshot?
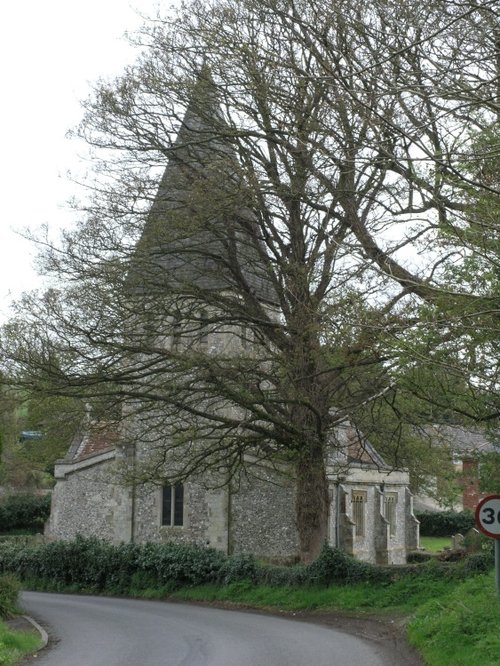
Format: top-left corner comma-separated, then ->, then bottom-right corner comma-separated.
48,455 -> 131,543
132,480 -> 228,550
229,468 -> 299,560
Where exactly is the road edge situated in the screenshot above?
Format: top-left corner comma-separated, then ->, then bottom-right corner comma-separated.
21,614 -> 49,649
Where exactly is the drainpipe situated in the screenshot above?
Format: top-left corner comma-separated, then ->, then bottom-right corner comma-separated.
226,477 -> 232,555
130,441 -> 136,544
335,482 -> 341,549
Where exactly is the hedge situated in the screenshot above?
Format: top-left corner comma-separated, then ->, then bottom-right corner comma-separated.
415,510 -> 475,537
0,495 -> 51,533
0,537 -> 492,595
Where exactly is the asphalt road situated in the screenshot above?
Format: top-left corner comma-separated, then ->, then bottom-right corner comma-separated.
21,592 -> 390,666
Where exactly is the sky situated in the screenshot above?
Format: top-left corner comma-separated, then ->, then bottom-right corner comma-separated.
0,1 -> 165,321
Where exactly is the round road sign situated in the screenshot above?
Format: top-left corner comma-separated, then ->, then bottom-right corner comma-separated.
475,495 -> 500,539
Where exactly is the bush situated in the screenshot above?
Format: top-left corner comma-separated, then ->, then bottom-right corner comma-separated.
219,553 -> 258,584
461,552 -> 494,575
416,510 -> 475,537
0,575 -> 20,619
306,544 -> 391,585
136,542 -> 226,587
0,495 -> 51,533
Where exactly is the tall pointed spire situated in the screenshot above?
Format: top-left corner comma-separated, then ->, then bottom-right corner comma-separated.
135,68 -> 277,304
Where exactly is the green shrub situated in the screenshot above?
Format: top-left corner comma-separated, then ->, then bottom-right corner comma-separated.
0,536 -> 137,591
460,552 -> 494,575
253,545 -> 390,588
416,510 -> 475,537
305,544 -> 390,585
136,542 -> 226,587
219,553 -> 258,584
0,575 -> 20,619
0,495 -> 51,533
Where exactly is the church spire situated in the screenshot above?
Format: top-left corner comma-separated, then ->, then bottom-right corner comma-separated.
137,68 -> 277,304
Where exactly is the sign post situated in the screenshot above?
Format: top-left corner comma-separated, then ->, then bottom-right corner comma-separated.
475,495 -> 500,597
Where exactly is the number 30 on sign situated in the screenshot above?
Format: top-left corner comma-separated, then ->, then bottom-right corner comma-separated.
475,495 -> 500,539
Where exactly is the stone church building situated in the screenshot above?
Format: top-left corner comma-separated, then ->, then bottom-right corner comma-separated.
48,422 -> 418,564
47,75 -> 419,565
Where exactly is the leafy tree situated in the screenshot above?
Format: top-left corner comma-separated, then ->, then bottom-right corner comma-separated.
0,372 -> 83,488
1,0 -> 499,561
478,451 -> 500,493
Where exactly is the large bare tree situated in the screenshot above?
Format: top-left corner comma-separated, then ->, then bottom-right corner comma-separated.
1,0 -> 499,561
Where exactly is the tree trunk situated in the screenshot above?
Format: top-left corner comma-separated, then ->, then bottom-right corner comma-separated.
295,441 -> 330,564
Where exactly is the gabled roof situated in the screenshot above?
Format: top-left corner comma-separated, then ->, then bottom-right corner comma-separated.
63,423 -> 118,463
330,421 -> 390,469
133,70 -> 277,305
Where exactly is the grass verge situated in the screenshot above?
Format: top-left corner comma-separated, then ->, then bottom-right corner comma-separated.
0,620 -> 42,665
170,572 -> 499,665
407,572 -> 500,666
169,574 -> 461,614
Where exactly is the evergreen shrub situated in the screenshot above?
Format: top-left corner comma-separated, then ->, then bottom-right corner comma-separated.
0,494 -> 51,533
305,543 -> 391,585
136,542 -> 226,586
460,551 -> 494,575
219,553 -> 258,584
0,537 -> 225,591
415,510 -> 475,536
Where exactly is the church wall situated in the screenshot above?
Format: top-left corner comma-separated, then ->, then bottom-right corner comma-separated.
405,488 -> 420,552
48,456 -> 131,543
333,472 -> 413,565
229,467 -> 299,561
132,480 -> 229,550
49,447 -> 415,564
342,483 -> 378,563
387,486 -> 413,564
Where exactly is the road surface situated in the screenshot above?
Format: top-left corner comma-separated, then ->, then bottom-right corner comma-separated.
21,592 -> 391,665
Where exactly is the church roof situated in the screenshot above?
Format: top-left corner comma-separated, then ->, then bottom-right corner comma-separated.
339,423 -> 390,469
133,71 -> 277,305
422,424 -> 498,457
63,423 -> 118,463
327,420 -> 391,470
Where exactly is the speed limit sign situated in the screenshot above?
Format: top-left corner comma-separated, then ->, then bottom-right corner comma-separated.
475,495 -> 500,539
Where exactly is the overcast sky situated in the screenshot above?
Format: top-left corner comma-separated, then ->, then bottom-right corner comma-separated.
0,1 -> 164,321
